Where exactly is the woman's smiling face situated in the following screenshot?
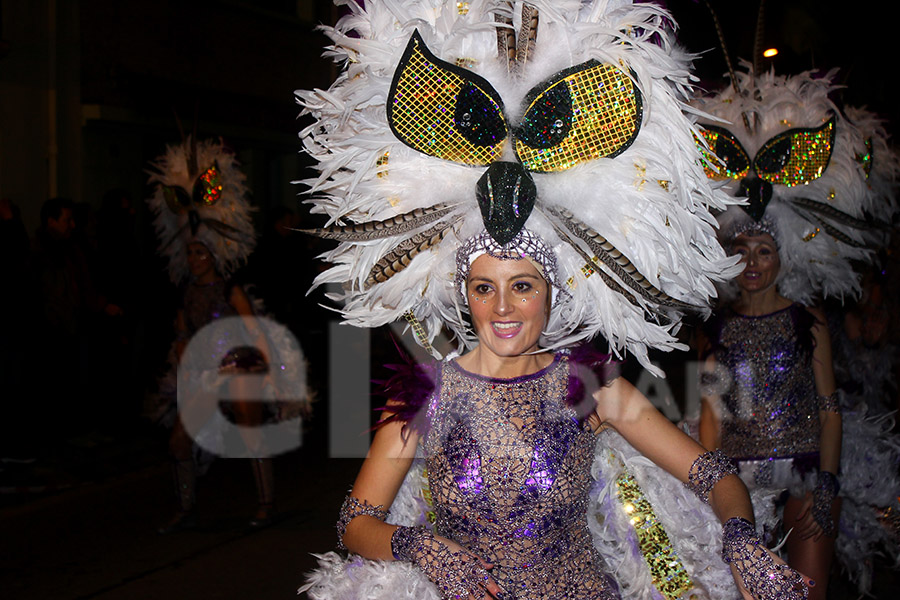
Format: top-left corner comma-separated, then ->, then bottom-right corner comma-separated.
732,233 -> 780,294
467,254 -> 550,359
187,242 -> 215,280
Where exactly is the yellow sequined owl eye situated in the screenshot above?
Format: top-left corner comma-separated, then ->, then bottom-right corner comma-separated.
162,185 -> 191,214
194,162 -> 223,206
387,30 -> 507,166
515,61 -> 642,173
696,126 -> 751,180
754,118 -> 835,187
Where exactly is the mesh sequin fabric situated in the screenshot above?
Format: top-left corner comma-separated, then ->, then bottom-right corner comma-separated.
422,354 -> 620,599
722,517 -> 808,600
516,62 -> 642,172
697,120 -> 835,188
389,33 -> 506,166
711,305 -> 820,460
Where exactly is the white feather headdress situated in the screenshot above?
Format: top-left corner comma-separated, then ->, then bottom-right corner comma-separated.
296,0 -> 741,371
146,136 -> 257,284
693,66 -> 900,303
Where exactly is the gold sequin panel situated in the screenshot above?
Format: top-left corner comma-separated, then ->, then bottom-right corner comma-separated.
616,472 -> 694,600
695,126 -> 751,180
516,62 -> 642,172
388,31 -> 507,166
755,118 -> 835,187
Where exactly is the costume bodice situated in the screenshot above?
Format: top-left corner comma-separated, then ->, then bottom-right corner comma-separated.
713,305 -> 819,460
422,354 -> 618,600
183,280 -> 237,336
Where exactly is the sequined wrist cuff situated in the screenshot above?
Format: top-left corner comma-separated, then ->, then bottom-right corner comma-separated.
817,392 -> 841,414
721,517 -> 757,564
812,471 -> 839,537
818,470 -> 839,494
336,495 -> 389,550
390,525 -> 429,562
685,449 -> 738,504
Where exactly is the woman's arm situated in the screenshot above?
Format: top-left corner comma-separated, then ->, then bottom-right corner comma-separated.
698,354 -> 724,452
694,327 -> 722,451
595,377 -> 752,522
808,306 -> 841,475
795,306 -> 842,540
596,377 -> 812,598
341,418 -> 418,559
174,308 -> 188,361
341,417 -> 505,599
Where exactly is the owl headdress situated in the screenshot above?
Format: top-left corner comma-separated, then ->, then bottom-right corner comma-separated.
692,59 -> 899,303
296,0 -> 742,372
147,136 -> 257,284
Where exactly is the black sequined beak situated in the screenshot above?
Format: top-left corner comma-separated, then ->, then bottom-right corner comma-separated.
738,175 -> 772,221
475,162 -> 537,245
188,209 -> 202,236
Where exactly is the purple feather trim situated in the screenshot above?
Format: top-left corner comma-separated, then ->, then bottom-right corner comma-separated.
372,340 -> 438,438
566,344 -> 617,420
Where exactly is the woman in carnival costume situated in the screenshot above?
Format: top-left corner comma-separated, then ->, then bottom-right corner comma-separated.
146,135 -> 310,533
295,1 -> 816,598
690,26 -> 900,596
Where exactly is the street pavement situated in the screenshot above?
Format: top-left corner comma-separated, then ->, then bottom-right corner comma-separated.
1,421 -> 362,600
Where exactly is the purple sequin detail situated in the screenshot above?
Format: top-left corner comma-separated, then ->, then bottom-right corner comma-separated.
525,441 -> 558,492
448,428 -> 484,495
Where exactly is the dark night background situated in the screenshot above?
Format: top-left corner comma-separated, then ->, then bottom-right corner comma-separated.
0,1 -> 898,598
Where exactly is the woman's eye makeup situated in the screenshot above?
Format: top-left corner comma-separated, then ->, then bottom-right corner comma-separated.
513,281 -> 533,292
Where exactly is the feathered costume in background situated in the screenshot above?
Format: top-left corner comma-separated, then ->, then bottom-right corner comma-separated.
689,35 -> 900,594
693,66 -> 899,304
295,1 -> 759,599
144,136 -> 310,448
146,136 -> 257,284
296,0 -> 743,374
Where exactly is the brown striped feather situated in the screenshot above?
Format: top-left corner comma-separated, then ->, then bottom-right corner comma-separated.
547,206 -> 698,309
300,204 -> 454,241
364,222 -> 453,289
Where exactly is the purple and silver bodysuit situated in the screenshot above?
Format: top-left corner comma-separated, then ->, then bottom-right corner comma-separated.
421,353 -> 620,600
181,280 -> 266,372
709,304 -> 820,487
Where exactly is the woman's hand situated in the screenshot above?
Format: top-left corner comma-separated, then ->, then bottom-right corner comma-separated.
723,517 -> 812,600
792,493 -> 824,540
391,527 -> 505,599
794,477 -> 838,541
730,547 -> 814,600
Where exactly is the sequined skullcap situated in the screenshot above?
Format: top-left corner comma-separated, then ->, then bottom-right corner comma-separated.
724,216 -> 779,249
455,228 -> 563,305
